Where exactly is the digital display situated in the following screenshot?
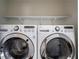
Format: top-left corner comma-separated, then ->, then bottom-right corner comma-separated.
40,30 -> 49,32
0,29 -> 8,31
64,26 -> 73,29
24,26 -> 35,28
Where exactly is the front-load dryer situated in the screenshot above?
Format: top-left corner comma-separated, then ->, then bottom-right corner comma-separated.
0,25 -> 37,59
38,25 -> 76,59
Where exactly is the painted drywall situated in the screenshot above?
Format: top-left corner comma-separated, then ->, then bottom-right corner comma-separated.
6,0 -> 66,16
0,0 -> 77,27
0,0 -> 7,16
0,0 -> 77,26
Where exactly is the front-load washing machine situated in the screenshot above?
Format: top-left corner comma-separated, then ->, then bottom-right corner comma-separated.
0,25 -> 37,59
38,25 -> 76,59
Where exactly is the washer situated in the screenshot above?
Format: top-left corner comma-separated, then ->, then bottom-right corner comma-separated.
38,25 -> 76,59
0,25 -> 37,59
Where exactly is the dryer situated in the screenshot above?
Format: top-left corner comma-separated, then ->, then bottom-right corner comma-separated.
38,25 -> 76,59
0,25 -> 37,59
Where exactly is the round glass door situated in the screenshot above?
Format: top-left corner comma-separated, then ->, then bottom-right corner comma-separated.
3,37 -> 29,59
46,37 -> 72,59
40,33 -> 75,59
0,33 -> 34,59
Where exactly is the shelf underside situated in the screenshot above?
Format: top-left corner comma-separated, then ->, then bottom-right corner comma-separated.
1,16 -> 69,20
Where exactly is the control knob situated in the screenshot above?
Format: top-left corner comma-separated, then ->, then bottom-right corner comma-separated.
55,26 -> 60,31
14,26 -> 19,31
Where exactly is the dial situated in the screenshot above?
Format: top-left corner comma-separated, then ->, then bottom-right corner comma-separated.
14,26 -> 19,31
55,26 -> 60,31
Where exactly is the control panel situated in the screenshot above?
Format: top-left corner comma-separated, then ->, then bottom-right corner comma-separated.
0,25 -> 36,33
54,26 -> 74,32
39,25 -> 74,33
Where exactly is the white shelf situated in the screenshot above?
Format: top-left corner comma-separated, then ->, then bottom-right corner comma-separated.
1,16 -> 69,20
